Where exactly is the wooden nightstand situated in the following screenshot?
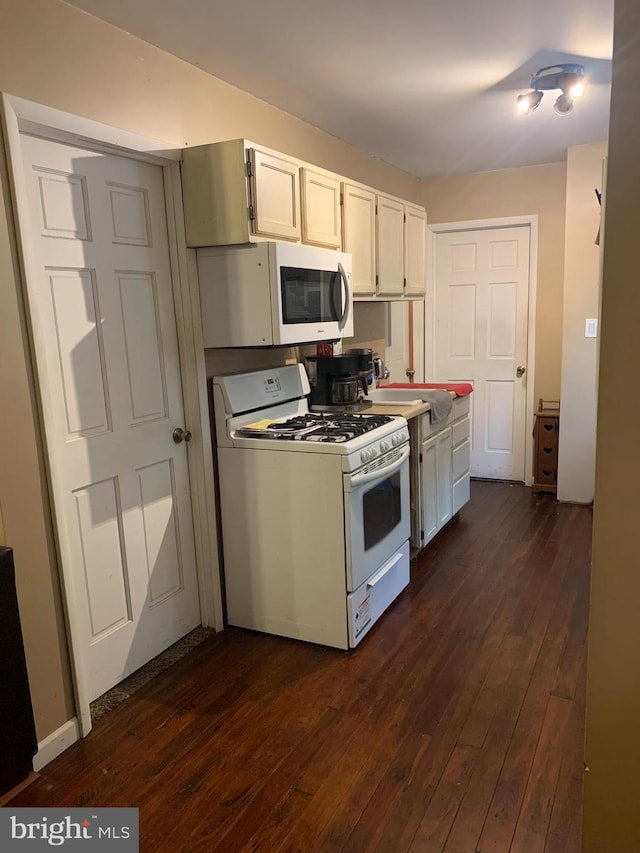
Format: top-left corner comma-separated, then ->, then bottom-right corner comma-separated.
532,399 -> 560,495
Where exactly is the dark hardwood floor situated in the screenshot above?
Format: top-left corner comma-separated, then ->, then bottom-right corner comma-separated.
11,481 -> 591,852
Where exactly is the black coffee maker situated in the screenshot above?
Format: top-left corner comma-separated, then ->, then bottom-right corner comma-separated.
306,351 -> 373,412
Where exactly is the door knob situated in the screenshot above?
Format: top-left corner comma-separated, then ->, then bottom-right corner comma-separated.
173,427 -> 193,444
516,365 -> 526,378
406,368 -> 415,381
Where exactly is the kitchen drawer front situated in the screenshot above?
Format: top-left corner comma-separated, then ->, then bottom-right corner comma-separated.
452,395 -> 470,421
453,475 -> 470,514
419,411 -> 451,440
347,541 -> 410,647
452,439 -> 470,481
451,415 -> 470,448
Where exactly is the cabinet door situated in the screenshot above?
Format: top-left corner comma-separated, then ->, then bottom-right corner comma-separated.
421,435 -> 439,544
249,148 -> 301,241
342,183 -> 376,296
301,167 -> 341,248
436,429 -> 453,529
377,195 -> 405,296
404,203 -> 427,296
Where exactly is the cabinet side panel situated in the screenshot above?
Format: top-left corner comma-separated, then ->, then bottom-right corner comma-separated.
197,246 -> 273,346
182,140 -> 249,246
217,448 -> 348,647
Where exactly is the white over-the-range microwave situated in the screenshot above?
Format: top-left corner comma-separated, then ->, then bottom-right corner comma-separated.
196,241 -> 353,347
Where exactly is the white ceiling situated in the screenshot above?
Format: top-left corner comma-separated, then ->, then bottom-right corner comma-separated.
64,0 -> 614,178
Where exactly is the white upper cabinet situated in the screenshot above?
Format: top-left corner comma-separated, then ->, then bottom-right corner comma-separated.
249,148 -> 301,241
376,194 -> 405,296
181,139 -> 301,247
404,203 -> 427,296
181,138 -> 427,300
301,167 -> 342,248
341,182 -> 376,296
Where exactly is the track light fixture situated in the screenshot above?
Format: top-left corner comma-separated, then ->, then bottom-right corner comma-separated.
516,63 -> 586,116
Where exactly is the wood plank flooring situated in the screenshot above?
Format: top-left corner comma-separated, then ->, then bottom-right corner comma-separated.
11,482 -> 591,852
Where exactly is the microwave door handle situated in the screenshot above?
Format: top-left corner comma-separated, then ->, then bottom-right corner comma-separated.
337,262 -> 350,329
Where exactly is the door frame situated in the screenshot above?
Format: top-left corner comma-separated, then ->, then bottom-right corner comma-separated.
419,215 -> 538,486
0,93 -> 224,736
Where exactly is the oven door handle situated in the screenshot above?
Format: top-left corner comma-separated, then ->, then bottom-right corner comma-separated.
336,262 -> 350,329
348,445 -> 410,489
366,550 -> 405,588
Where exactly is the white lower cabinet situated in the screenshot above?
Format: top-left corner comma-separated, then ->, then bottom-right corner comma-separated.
420,429 -> 452,546
411,394 -> 471,550
452,415 -> 471,514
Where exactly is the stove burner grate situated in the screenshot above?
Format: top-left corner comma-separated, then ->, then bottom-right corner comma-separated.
264,412 -> 394,443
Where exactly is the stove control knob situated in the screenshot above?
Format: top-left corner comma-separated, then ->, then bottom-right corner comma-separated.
360,449 -> 368,463
380,440 -> 391,453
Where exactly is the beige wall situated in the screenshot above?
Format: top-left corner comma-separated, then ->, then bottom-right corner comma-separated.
583,1 -> 640,849
557,142 -> 607,504
422,163 -> 567,404
0,0 -> 418,742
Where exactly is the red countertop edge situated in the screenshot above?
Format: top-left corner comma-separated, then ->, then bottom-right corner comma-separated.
385,382 -> 473,397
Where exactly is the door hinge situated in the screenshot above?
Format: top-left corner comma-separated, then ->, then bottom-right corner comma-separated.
249,204 -> 255,221
404,213 -> 406,223
404,277 -> 407,288
419,453 -> 423,463
340,191 -> 344,206
375,204 -> 378,215
421,529 -> 424,540
246,159 -> 253,177
376,274 -> 379,286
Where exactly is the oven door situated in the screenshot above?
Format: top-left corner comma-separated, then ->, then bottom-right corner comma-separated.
344,444 -> 411,592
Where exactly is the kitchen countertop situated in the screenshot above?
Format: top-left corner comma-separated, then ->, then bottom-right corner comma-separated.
366,390 -> 464,420
367,402 -> 431,419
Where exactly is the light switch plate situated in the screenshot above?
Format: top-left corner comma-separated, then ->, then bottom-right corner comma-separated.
585,318 -> 598,338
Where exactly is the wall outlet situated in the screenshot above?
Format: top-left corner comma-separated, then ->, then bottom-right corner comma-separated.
585,318 -> 598,338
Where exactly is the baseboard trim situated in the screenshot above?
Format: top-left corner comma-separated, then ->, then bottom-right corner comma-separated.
33,718 -> 80,771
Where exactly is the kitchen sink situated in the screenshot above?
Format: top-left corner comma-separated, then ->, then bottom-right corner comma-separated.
367,388 -> 425,404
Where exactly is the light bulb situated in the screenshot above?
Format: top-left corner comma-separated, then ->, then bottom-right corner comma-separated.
554,93 -> 574,115
569,81 -> 585,98
517,91 -> 543,114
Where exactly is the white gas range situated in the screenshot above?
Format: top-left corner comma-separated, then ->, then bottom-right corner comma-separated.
212,363 -> 411,649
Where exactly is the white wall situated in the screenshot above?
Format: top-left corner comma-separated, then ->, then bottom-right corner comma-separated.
557,142 -> 607,503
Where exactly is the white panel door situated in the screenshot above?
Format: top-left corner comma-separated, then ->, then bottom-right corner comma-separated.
434,226 -> 530,480
19,134 -> 201,701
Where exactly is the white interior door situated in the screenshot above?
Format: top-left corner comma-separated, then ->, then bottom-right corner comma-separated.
18,134 -> 201,702
433,226 -> 530,480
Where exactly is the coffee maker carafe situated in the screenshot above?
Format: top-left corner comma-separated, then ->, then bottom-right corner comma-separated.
306,353 -> 373,412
